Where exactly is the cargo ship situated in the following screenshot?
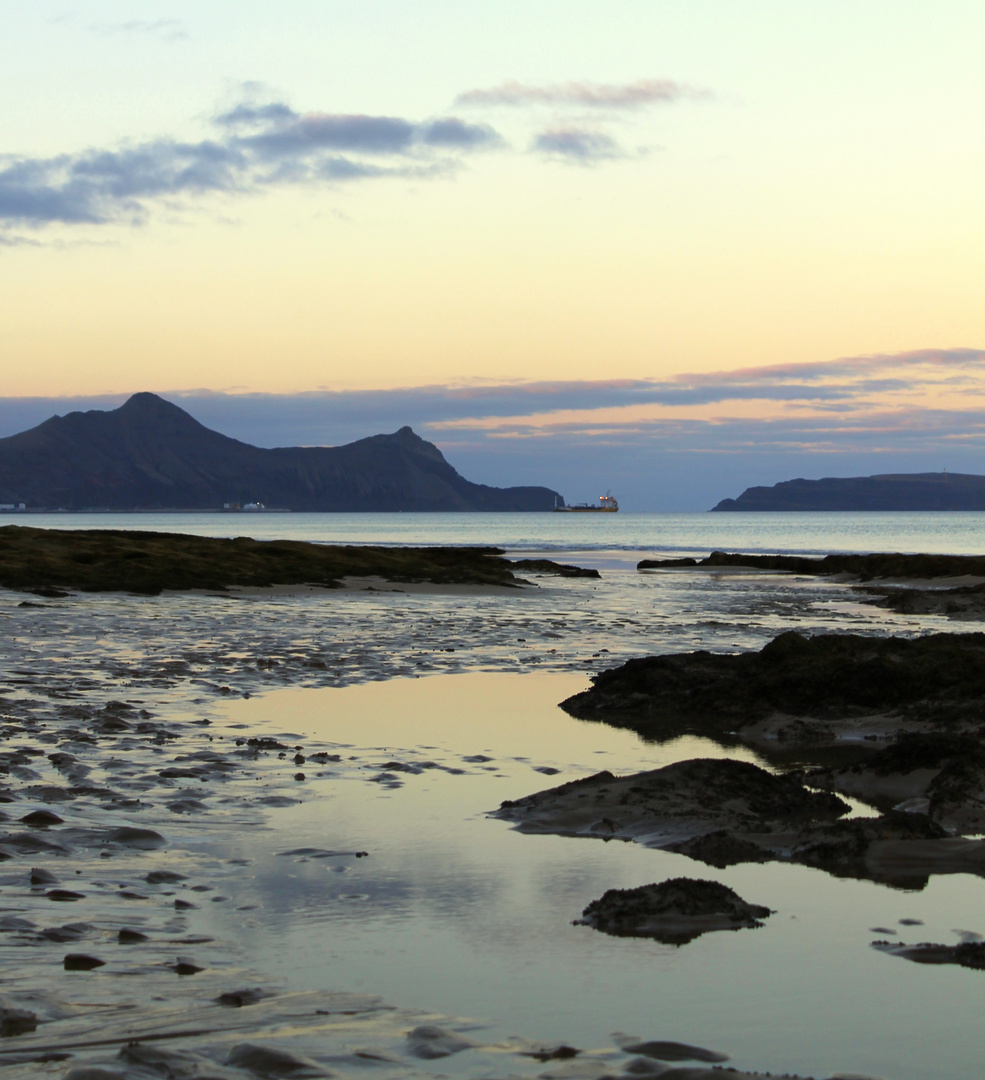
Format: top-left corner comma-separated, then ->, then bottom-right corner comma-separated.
554,493 -> 619,512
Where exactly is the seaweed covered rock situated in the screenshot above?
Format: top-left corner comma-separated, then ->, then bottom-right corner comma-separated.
494,757 -> 850,854
561,631 -> 985,740
577,877 -> 772,944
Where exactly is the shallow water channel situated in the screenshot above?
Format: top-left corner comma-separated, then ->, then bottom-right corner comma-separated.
185,671 -> 985,1080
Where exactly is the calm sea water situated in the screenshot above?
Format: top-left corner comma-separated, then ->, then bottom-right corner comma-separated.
9,509 -> 985,562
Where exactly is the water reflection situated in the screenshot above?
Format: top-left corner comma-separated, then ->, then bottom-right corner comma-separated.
191,672 -> 985,1080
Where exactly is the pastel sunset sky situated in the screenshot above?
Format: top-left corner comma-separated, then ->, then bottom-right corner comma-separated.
3,1 -> 984,508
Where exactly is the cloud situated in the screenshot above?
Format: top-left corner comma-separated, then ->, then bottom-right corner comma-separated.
421,118 -> 500,148
213,102 -> 298,128
8,349 -> 985,509
0,100 -> 502,230
683,348 -> 985,387
88,19 -> 188,42
532,127 -> 621,163
456,79 -> 702,109
5,347 -> 985,446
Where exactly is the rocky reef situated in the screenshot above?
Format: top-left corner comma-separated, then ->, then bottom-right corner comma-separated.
489,630 -> 985,888
0,526 -> 596,594
560,630 -> 985,743
494,756 -> 980,887
638,549 -> 985,580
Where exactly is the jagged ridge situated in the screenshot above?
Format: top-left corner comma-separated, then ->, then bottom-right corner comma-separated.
0,393 -> 562,511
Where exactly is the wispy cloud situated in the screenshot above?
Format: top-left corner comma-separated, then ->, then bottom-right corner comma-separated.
87,19 -> 188,42
5,348 -> 985,448
0,99 -> 500,230
456,79 -> 704,109
531,127 -> 622,163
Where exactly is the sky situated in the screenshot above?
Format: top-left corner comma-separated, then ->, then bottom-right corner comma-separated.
2,1 -> 984,509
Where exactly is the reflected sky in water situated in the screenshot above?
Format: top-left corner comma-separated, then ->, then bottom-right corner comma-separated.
187,673 -> 985,1080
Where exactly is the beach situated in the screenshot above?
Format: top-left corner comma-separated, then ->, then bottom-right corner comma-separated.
2,521 -> 985,1078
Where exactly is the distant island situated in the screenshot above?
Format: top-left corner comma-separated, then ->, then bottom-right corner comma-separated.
0,392 -> 563,512
711,472 -> 985,511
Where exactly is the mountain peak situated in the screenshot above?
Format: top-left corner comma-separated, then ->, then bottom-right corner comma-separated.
0,397 -> 563,511
118,392 -> 190,416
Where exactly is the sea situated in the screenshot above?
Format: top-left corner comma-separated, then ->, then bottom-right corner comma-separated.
7,510 -> 985,1079
11,508 -> 985,561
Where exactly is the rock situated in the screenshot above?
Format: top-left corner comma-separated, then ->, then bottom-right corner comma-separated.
406,1023 -> 480,1058
145,869 -> 185,884
810,733 -> 985,831
664,830 -> 771,868
46,889 -> 85,902
0,916 -> 34,932
0,1004 -> 38,1037
613,1035 -> 729,1063
872,938 -> 985,969
172,956 -> 204,975
216,987 -> 270,1007
29,866 -> 60,885
509,558 -> 601,578
20,810 -> 63,826
226,1042 -> 333,1075
64,953 -> 105,971
41,923 -> 90,942
247,737 -> 289,750
578,879 -> 771,944
118,928 -> 148,944
106,826 -> 165,849
561,631 -> 985,741
495,758 -> 849,847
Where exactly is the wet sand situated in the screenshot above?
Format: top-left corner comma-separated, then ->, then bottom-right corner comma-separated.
1,556 -> 978,1078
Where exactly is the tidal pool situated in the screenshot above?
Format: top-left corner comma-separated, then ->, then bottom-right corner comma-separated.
187,671 -> 985,1080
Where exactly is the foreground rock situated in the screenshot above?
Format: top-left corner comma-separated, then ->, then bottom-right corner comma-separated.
561,631 -> 985,745
577,878 -> 772,944
494,758 -> 985,887
0,526 -> 596,594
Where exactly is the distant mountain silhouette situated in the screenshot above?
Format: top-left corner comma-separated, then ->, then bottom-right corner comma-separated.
0,393 -> 563,511
711,472 -> 985,511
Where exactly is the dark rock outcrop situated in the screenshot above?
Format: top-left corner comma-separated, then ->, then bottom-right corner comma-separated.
0,392 -> 562,511
0,527 -> 595,593
638,549 -> 985,580
560,631 -> 985,739
872,938 -> 985,970
577,877 -> 772,944
711,471 -> 985,511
